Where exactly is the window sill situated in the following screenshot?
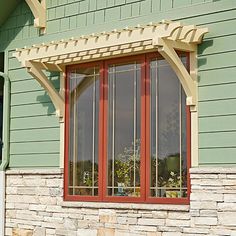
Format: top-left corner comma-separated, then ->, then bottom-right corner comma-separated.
61,201 -> 189,211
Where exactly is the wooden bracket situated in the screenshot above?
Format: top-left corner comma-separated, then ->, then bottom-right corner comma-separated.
154,38 -> 197,110
25,0 -> 46,30
25,61 -> 65,120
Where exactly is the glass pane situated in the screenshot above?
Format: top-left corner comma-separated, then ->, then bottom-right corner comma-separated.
150,58 -> 187,198
68,66 -> 99,196
107,62 -> 141,197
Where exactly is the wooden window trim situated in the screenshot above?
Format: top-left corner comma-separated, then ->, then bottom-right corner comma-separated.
64,52 -> 191,204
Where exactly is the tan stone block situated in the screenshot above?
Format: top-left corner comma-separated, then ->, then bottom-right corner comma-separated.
98,228 -> 115,236
100,215 -> 117,223
12,228 -> 33,236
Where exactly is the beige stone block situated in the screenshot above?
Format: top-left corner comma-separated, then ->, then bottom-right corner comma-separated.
168,212 -> 190,220
98,228 -> 115,236
218,212 -> 236,226
223,179 -> 236,186
210,228 -> 232,235
117,216 -> 137,225
29,204 -> 46,211
77,220 -> 89,229
13,228 -> 33,236
200,210 -> 217,217
130,225 -> 157,232
218,202 -> 236,211
33,227 -> 46,236
190,201 -> 217,210
14,203 -> 30,210
194,217 -> 217,226
183,227 -> 209,234
46,205 -> 62,213
162,232 -> 182,236
64,218 -> 78,230
166,219 -> 190,227
46,178 -> 63,187
224,194 -> 236,202
138,218 -> 165,226
39,196 -> 57,205
84,214 -> 99,222
77,229 -> 97,236
6,187 -> 18,194
5,227 -> 12,236
55,229 -> 77,236
6,202 -> 15,209
190,193 -> 223,201
191,174 -> 218,179
6,209 -> 17,218
152,211 -> 168,219
44,216 -> 64,224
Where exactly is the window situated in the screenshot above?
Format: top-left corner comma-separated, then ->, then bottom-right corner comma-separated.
64,52 -> 190,204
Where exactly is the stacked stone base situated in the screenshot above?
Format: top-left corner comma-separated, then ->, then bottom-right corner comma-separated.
5,167 -> 236,236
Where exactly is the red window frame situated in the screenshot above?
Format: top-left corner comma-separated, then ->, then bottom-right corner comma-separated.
64,52 -> 191,204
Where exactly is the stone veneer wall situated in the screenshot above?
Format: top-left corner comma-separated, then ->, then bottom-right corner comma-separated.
4,167 -> 236,236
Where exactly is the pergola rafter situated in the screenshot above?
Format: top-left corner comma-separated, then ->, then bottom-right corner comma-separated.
14,20 -> 208,119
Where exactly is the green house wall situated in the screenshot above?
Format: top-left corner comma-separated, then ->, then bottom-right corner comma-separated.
0,0 -> 235,168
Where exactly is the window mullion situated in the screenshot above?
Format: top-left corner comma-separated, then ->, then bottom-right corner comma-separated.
155,60 -> 158,198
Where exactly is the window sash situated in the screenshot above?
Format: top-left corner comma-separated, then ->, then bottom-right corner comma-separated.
64,53 -> 191,204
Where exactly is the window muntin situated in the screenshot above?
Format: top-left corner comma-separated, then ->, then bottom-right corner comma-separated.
65,53 -> 190,203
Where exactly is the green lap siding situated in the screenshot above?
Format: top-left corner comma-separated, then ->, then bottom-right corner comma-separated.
0,0 -> 236,167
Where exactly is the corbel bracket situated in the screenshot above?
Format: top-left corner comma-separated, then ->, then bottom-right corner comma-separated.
153,37 -> 197,110
25,61 -> 65,120
25,0 -> 46,30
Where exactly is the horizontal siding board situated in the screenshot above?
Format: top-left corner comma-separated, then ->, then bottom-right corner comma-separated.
8,57 -> 21,70
198,51 -> 236,71
10,115 -> 59,130
11,78 -> 60,94
10,128 -> 60,142
203,18 -> 236,39
199,34 -> 236,56
11,90 -> 53,106
198,66 -> 236,86
8,68 -> 32,82
199,115 -> 236,133
199,99 -> 236,117
9,154 -> 60,168
199,83 -> 236,102
10,141 -> 60,155
199,148 -> 236,165
199,132 -> 236,148
11,102 -> 56,118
